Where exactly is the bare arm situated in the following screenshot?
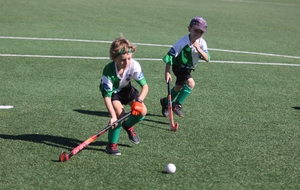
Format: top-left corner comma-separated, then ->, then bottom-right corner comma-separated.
197,47 -> 209,62
104,96 -> 117,127
138,83 -> 148,102
165,64 -> 172,83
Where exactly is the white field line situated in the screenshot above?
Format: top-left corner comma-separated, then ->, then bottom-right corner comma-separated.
208,48 -> 300,59
1,36 -> 300,59
1,54 -> 300,66
0,105 -> 13,109
208,60 -> 300,66
0,36 -> 171,47
0,54 -> 110,60
220,0 -> 300,7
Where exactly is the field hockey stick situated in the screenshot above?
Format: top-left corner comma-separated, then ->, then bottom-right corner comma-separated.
59,112 -> 132,162
168,80 -> 178,131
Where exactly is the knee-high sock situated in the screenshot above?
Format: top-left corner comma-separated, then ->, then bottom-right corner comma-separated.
108,123 -> 122,144
125,115 -> 145,127
164,87 -> 179,104
174,85 -> 192,105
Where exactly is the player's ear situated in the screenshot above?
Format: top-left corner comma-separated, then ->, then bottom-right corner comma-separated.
188,26 -> 192,32
111,56 -> 117,62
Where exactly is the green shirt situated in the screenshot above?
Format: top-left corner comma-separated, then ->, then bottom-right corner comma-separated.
100,60 -> 147,97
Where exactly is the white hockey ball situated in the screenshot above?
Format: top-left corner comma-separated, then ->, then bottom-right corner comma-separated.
166,163 -> 176,173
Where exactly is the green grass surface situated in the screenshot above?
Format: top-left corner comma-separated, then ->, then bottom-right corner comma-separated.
1,0 -> 300,189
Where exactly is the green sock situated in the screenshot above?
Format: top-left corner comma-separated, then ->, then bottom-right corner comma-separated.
164,87 -> 179,104
108,123 -> 122,144
174,85 -> 192,105
125,115 -> 145,127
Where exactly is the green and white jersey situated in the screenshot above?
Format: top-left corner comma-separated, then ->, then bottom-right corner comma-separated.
100,59 -> 147,97
163,35 -> 209,69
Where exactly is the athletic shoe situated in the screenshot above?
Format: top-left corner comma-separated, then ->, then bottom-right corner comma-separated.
172,103 -> 184,117
122,122 -> 140,144
160,98 -> 169,117
105,143 -> 121,156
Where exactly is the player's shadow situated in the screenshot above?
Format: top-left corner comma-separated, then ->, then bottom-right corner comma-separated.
292,107 -> 300,110
73,109 -> 110,117
0,133 -> 130,161
73,109 -> 169,127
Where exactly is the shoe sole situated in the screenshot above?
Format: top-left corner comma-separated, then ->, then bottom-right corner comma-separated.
174,113 -> 184,117
128,133 -> 139,144
130,139 -> 139,144
173,111 -> 184,117
172,109 -> 184,117
105,149 -> 121,156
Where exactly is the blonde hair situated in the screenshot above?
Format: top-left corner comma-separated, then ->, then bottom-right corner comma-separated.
110,37 -> 137,59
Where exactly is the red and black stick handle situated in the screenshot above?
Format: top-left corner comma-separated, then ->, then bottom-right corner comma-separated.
59,112 -> 132,162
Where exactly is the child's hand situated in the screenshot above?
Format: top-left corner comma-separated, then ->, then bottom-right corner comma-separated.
165,72 -> 172,83
191,40 -> 209,62
109,117 -> 118,129
191,40 -> 200,50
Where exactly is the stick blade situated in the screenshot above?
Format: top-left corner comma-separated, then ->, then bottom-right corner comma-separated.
59,151 -> 66,162
171,123 -> 178,131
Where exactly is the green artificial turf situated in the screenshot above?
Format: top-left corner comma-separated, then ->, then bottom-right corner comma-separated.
0,0 -> 299,189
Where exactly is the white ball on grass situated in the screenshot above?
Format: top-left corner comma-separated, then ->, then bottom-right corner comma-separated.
166,163 -> 176,173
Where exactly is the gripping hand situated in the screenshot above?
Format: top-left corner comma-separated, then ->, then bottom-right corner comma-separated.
131,99 -> 143,115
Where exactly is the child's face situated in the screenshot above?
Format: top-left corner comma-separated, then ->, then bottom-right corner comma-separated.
188,26 -> 204,41
113,53 -> 132,70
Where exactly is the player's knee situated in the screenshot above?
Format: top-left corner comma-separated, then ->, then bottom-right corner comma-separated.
115,109 -> 125,119
142,104 -> 147,116
174,85 -> 182,92
137,104 -> 147,118
186,78 -> 195,89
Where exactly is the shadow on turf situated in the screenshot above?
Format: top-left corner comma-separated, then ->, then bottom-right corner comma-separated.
0,133 -> 131,162
73,109 -> 110,117
292,107 -> 300,110
73,109 -> 169,126
142,123 -> 170,131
